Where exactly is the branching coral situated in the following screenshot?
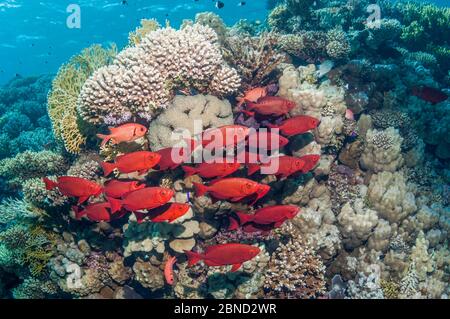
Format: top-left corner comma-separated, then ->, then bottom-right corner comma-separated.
78,24 -> 240,126
128,18 -> 161,46
48,44 -> 117,153
0,150 -> 67,188
222,33 -> 285,90
263,223 -> 326,299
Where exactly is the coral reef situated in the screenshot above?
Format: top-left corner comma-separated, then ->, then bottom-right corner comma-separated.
78,24 -> 241,126
1,4 -> 449,300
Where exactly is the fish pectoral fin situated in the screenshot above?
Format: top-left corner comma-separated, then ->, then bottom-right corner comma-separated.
137,169 -> 147,175
230,263 -> 242,272
273,221 -> 285,228
77,196 -> 89,205
230,196 -> 246,202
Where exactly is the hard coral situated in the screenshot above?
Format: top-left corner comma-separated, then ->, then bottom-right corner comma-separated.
78,24 -> 240,126
48,44 -> 117,153
264,223 -> 326,299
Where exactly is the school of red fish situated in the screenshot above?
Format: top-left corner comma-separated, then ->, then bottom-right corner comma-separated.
43,87 -> 322,285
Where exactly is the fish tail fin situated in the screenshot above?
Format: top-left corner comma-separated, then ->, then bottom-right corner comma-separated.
184,250 -> 203,267
247,163 -> 260,176
100,161 -> 116,176
228,216 -> 240,231
182,165 -> 196,178
96,133 -> 111,147
107,197 -> 122,213
193,182 -> 208,197
72,206 -> 86,220
236,211 -> 253,225
43,177 -> 57,190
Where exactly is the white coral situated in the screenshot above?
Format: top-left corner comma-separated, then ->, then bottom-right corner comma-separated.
360,127 -> 404,173
367,171 -> 417,223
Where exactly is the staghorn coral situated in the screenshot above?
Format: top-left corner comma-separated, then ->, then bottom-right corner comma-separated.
78,24 -> 240,126
263,223 -> 326,299
48,44 -> 117,154
222,33 -> 285,90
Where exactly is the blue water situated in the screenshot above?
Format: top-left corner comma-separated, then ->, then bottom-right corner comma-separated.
0,0 -> 268,85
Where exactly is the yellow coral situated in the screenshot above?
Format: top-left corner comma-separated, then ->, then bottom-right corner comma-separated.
128,19 -> 161,46
380,280 -> 400,299
47,44 -> 117,154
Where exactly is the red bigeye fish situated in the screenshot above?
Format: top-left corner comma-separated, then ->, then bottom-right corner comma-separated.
182,161 -> 241,179
149,203 -> 191,223
247,156 -> 305,178
236,87 -> 268,108
244,96 -> 296,117
298,154 -> 321,173
228,205 -> 300,231
101,151 -> 161,176
246,131 -> 289,150
72,202 -> 113,222
96,123 -> 147,147
164,255 -> 177,285
108,187 -> 174,213
201,125 -> 250,150
103,180 -> 145,198
193,177 -> 270,205
184,243 -> 261,272
267,115 -> 320,137
412,86 -> 448,105
133,203 -> 190,224
155,139 -> 199,171
43,176 -> 102,204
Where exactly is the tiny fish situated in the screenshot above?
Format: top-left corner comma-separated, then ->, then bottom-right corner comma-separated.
215,1 -> 224,9
164,255 -> 177,285
184,243 -> 260,272
96,123 -> 147,147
